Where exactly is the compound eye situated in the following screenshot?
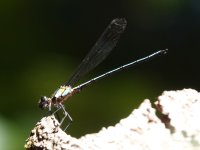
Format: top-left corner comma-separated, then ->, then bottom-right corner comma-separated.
38,96 -> 49,109
41,96 -> 47,101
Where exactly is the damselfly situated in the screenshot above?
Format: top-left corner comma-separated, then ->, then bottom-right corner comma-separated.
38,18 -> 167,130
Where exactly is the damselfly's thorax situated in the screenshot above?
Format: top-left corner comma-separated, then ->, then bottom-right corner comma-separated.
52,86 -> 74,103
38,85 -> 75,110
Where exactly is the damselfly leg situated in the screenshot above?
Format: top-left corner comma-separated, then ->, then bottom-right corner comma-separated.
52,104 -> 73,130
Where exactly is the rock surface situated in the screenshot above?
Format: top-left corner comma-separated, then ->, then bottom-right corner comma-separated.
25,89 -> 200,150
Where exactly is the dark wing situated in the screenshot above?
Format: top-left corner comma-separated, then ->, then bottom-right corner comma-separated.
65,18 -> 127,86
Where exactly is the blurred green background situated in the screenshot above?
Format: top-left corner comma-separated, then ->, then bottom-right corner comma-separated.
1,0 -> 200,149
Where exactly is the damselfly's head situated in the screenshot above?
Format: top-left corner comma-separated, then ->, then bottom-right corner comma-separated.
38,96 -> 50,109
